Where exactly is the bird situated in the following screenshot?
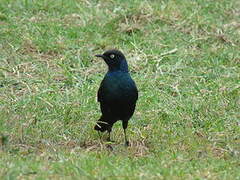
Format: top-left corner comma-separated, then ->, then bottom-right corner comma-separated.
94,49 -> 138,146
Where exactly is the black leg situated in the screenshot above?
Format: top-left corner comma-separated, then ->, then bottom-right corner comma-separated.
122,121 -> 129,146
107,130 -> 111,142
124,129 -> 129,146
98,131 -> 104,144
98,131 -> 101,139
106,123 -> 113,142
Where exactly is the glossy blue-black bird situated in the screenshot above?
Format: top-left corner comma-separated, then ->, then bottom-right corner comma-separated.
94,49 -> 138,146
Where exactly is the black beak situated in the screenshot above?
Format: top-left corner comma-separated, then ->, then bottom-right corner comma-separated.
95,54 -> 104,58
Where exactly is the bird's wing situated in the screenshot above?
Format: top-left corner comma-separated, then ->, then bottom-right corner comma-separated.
97,80 -> 104,102
97,75 -> 117,103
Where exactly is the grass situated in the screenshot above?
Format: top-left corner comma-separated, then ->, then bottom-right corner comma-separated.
0,0 -> 240,179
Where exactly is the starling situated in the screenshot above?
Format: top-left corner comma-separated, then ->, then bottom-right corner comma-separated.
94,49 -> 138,146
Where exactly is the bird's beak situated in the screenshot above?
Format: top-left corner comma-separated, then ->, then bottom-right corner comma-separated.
95,54 -> 104,58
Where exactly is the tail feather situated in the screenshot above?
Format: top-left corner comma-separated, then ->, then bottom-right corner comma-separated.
94,116 -> 109,132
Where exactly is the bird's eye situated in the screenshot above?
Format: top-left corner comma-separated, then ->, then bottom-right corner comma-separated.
110,54 -> 115,59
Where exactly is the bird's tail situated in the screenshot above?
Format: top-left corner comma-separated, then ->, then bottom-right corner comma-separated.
94,116 -> 109,132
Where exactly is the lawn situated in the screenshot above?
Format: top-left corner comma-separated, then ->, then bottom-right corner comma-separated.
0,0 -> 239,179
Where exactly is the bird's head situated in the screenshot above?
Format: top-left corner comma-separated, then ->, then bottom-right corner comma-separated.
95,49 -> 128,72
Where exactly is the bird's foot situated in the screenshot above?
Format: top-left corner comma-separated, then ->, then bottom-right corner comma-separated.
125,140 -> 130,147
106,136 -> 110,141
106,139 -> 115,144
106,136 -> 115,143
106,144 -> 113,151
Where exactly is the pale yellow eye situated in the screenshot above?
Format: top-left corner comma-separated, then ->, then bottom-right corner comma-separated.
110,54 -> 115,59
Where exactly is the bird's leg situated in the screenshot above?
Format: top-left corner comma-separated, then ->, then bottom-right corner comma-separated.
107,130 -> 111,142
122,121 -> 129,146
98,131 -> 104,144
98,131 -> 102,139
124,129 -> 129,146
106,124 -> 112,142
105,129 -> 114,151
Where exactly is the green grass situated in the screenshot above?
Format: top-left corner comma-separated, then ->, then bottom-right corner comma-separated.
0,0 -> 240,179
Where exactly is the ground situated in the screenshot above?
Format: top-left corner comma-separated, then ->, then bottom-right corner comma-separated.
0,0 -> 240,179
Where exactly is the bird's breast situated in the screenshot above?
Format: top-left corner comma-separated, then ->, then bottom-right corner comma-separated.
100,72 -> 137,103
